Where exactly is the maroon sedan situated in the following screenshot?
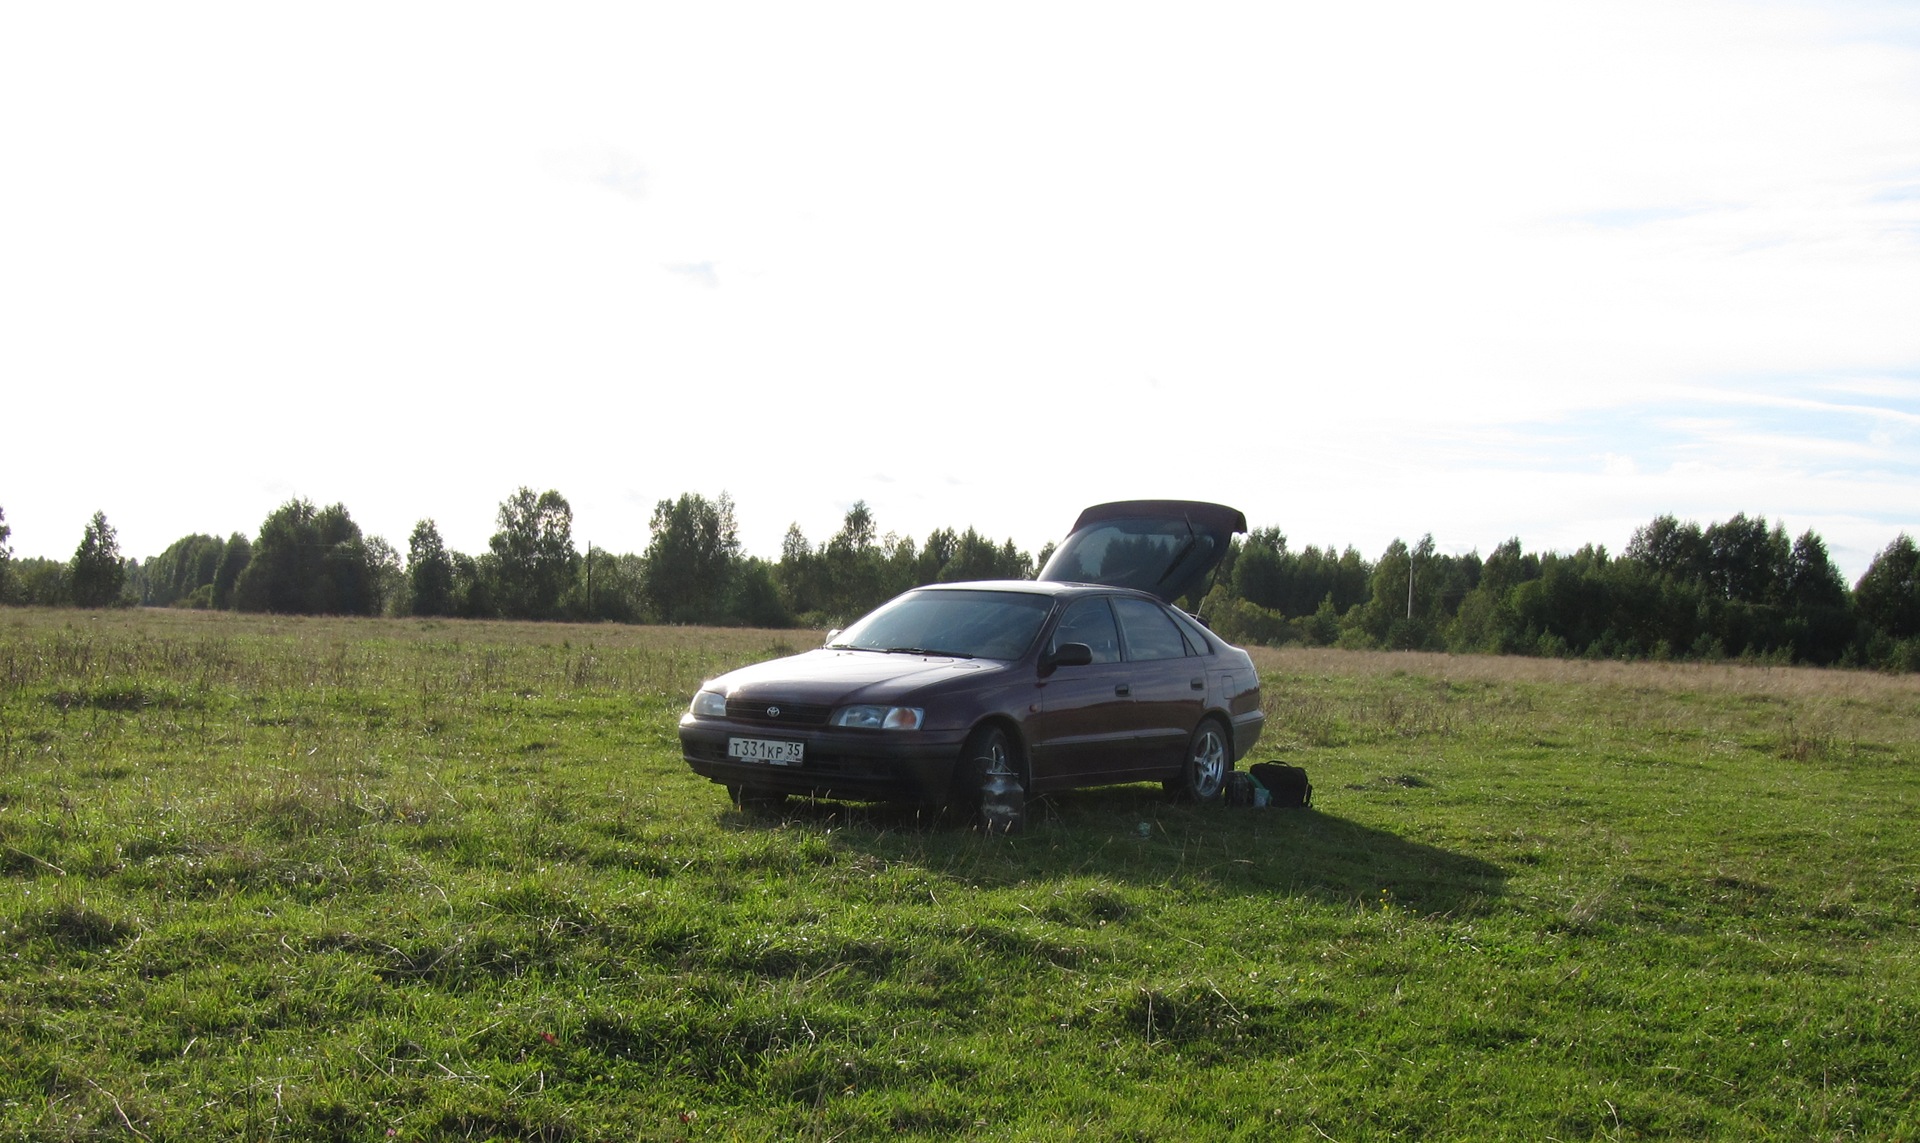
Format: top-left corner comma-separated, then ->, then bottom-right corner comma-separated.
678,501 -> 1265,831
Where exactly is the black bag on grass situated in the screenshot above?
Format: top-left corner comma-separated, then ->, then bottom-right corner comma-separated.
1249,762 -> 1312,808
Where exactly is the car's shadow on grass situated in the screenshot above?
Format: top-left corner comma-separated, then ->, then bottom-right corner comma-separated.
718,784 -> 1507,918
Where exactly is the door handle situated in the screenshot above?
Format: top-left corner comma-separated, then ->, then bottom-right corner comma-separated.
1114,684 -> 1131,697
1190,678 -> 1206,691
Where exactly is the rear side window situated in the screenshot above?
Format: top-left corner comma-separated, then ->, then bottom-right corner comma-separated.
1114,597 -> 1189,661
1171,609 -> 1215,654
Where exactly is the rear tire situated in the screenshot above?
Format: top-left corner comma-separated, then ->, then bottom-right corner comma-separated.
1167,719 -> 1230,803
953,726 -> 1025,835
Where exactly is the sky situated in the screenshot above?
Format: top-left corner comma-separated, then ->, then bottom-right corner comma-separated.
4,1 -> 1918,583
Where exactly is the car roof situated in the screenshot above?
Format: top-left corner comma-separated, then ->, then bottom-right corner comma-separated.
906,579 -> 1086,597
906,579 -> 1167,604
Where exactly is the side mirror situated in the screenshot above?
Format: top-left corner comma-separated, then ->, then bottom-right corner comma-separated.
824,629 -> 842,646
1040,642 -> 1094,676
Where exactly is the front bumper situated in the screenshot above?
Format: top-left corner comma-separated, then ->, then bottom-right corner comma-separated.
679,717 -> 972,805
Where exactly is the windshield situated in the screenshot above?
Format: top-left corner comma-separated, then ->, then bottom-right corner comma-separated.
829,590 -> 1053,660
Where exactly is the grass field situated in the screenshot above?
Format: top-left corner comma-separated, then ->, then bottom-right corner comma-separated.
2,607 -> 1916,1140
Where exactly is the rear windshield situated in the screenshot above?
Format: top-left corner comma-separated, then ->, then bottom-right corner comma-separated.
1039,517 -> 1219,595
829,590 -> 1053,660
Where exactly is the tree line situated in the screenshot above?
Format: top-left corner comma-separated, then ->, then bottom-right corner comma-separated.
0,492 -> 1038,631
1201,515 -> 1919,670
1,498 -> 1916,670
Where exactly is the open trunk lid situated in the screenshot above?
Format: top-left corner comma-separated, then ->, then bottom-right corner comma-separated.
1036,500 -> 1247,604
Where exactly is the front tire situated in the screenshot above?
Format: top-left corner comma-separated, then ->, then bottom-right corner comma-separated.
953,726 -> 1025,834
729,784 -> 788,812
1167,719 -> 1230,803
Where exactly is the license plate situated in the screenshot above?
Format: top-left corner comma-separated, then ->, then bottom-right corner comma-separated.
728,737 -> 804,766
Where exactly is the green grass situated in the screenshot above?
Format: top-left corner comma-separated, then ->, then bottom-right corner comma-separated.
2,609 -> 1916,1140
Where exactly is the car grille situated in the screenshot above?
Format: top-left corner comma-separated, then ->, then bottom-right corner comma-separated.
725,698 -> 833,727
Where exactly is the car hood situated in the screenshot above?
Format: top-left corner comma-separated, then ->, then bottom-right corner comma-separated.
1035,500 -> 1247,603
708,647 -> 1004,705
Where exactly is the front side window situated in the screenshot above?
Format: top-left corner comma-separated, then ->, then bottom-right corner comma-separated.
1114,596 -> 1189,661
1051,597 -> 1121,663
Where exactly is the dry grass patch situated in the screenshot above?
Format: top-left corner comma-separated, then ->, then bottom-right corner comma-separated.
1248,643 -> 1920,700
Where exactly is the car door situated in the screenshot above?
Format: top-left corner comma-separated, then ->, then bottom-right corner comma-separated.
1111,595 -> 1206,773
1024,596 -> 1140,789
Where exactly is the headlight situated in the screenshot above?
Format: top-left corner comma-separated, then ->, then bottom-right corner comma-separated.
689,689 -> 728,718
831,705 -> 925,730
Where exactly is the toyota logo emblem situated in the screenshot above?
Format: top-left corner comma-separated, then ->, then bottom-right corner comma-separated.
766,705 -> 781,718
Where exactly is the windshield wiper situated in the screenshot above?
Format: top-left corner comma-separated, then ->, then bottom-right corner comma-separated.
884,646 -> 974,659
1155,535 -> 1199,587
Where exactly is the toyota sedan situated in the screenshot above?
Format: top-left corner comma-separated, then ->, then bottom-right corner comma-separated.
678,501 -> 1265,831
